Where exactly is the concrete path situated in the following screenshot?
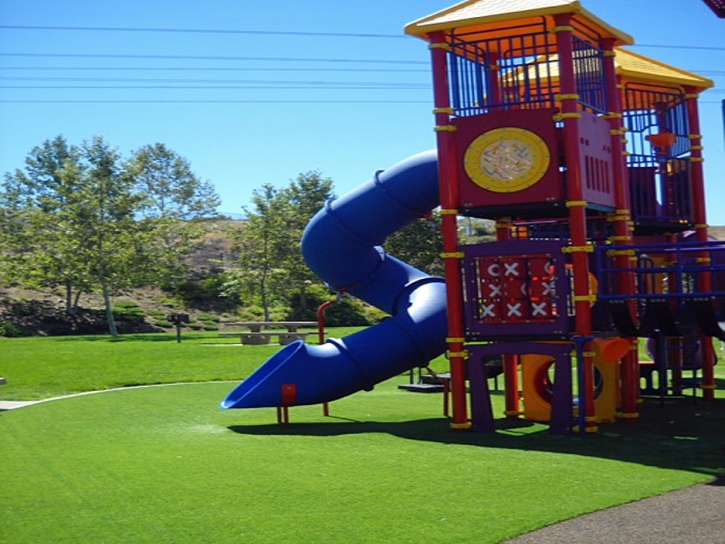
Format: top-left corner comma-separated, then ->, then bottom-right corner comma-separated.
504,480 -> 725,544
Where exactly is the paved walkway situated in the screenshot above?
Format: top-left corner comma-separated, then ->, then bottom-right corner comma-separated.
504,480 -> 725,544
0,400 -> 38,410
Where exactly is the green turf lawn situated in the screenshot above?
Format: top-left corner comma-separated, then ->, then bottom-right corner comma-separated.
1,331 -> 724,543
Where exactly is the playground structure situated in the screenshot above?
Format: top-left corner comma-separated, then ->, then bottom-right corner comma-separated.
222,0 -> 720,434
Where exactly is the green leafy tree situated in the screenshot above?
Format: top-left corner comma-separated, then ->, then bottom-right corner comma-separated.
127,143 -> 220,220
227,184 -> 292,321
125,143 -> 221,289
385,212 -> 445,277
0,135 -> 221,336
279,171 -> 335,317
0,136 -> 90,311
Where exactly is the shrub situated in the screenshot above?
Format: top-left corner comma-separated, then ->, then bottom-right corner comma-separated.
154,320 -> 174,329
202,323 -> 219,331
0,319 -> 26,337
10,300 -> 36,317
197,313 -> 220,323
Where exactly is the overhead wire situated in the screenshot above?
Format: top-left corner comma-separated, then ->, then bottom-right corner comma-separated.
0,25 -> 721,104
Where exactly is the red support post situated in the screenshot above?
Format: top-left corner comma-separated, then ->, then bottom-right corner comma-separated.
429,31 -> 470,430
685,86 -> 716,401
602,39 -> 640,423
553,14 -> 596,432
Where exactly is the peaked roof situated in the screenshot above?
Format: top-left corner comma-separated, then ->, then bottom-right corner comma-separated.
616,48 -> 714,90
405,0 -> 633,46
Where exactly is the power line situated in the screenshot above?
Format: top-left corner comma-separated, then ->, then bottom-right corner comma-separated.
1,26 -> 722,53
634,44 -> 725,52
2,25 -> 723,51
0,24 -> 406,39
0,52 -> 427,65
0,99 -> 431,104
0,76 -> 427,85
0,66 -> 430,74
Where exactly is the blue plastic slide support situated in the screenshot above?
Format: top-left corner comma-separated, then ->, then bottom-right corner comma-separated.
221,150 -> 448,409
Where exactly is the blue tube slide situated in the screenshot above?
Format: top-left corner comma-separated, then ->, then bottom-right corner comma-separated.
220,150 -> 447,409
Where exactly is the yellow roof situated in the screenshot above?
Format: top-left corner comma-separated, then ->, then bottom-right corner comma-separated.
511,48 -> 713,91
405,0 -> 633,46
616,48 -> 714,90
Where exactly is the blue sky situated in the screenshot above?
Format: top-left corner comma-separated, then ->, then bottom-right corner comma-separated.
0,0 -> 723,221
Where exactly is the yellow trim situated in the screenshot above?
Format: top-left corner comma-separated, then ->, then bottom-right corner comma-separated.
555,93 -> 580,101
603,112 -> 623,119
446,337 -> 465,344
439,208 -> 458,215
695,223 -> 708,229
608,249 -> 636,257
447,350 -> 469,359
580,351 -> 596,358
563,244 -> 594,254
573,295 -> 598,303
622,151 -> 631,157
553,112 -> 581,121
441,251 -> 465,259
450,422 -> 472,430
696,257 -> 712,264
433,107 -> 454,114
608,214 -> 631,223
504,410 -> 522,417
566,200 -> 588,208
700,384 -> 716,390
434,125 -> 457,132
609,128 -> 626,136
585,425 -> 599,433
609,235 -> 632,242
428,43 -> 450,51
549,25 -> 574,33
618,412 -> 640,419
689,134 -> 703,140
690,145 -> 703,151
603,50 -> 616,57
585,416 -> 598,423
685,93 -> 699,99
691,157 -> 704,163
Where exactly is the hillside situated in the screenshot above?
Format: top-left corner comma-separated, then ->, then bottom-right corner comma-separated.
2,221 -> 725,337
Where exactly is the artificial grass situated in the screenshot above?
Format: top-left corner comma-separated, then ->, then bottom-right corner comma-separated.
2,380 -> 721,544
0,329 -> 346,401
1,332 -> 724,543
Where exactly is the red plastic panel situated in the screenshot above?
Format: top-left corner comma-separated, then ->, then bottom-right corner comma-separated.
454,108 -> 562,211
578,111 -> 616,209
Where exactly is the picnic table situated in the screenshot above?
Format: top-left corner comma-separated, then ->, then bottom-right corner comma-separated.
219,321 -> 318,345
222,321 -> 317,332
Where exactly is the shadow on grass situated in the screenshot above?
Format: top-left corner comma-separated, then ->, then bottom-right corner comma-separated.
229,397 -> 725,480
50,333 -> 208,343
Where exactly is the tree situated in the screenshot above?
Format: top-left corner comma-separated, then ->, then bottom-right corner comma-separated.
125,143 -> 221,289
126,143 -> 220,220
385,212 -> 445,277
0,135 -> 221,336
225,172 -> 335,322
227,184 -> 292,321
0,136 -> 90,311
279,171 -> 335,317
